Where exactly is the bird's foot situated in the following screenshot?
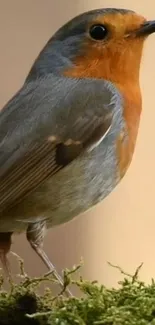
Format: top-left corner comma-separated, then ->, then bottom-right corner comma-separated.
30,242 -> 73,297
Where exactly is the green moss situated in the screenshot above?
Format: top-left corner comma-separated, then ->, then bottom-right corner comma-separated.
0,259 -> 155,325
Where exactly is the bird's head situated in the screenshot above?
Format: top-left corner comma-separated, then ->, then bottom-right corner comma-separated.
27,8 -> 155,88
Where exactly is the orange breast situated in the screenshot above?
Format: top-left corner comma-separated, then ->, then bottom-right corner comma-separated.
116,83 -> 142,178
64,52 -> 142,180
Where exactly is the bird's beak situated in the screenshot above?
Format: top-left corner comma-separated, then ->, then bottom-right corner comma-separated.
136,20 -> 155,37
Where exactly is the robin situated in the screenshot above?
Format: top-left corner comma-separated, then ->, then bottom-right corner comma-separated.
0,8 -> 154,295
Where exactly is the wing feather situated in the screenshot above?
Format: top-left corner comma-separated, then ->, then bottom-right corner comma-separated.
0,75 -> 118,211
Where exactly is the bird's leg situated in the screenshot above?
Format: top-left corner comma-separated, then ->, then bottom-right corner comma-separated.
26,221 -> 73,297
0,232 -> 13,280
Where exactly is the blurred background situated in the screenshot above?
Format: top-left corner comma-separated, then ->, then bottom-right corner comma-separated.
0,0 -> 155,289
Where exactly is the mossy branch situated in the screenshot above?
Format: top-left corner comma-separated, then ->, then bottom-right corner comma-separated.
0,256 -> 155,325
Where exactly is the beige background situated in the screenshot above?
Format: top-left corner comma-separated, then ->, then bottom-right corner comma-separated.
0,0 -> 155,289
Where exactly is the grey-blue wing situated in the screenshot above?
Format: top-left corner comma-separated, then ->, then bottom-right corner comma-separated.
0,75 -> 117,212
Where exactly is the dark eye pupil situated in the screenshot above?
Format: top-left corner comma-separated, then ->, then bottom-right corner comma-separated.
89,24 -> 107,40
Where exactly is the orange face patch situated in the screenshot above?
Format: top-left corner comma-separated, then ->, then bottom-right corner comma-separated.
93,12 -> 146,37
64,12 -> 146,84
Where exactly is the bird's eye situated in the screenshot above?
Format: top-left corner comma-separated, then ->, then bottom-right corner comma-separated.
89,24 -> 108,40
